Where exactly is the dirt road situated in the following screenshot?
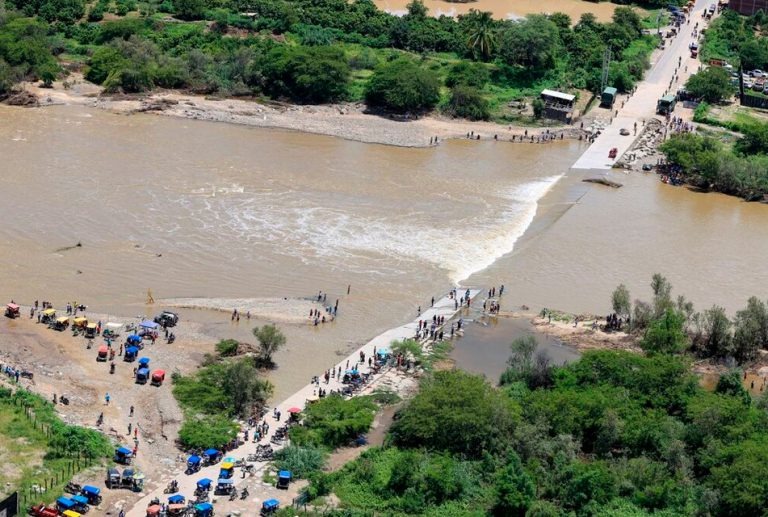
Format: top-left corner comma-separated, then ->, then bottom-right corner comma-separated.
0,313 -> 210,512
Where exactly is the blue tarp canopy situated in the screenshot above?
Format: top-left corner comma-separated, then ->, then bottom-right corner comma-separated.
217,478 -> 233,485
376,348 -> 389,356
345,369 -> 359,375
137,368 -> 150,377
125,346 -> 139,356
278,470 -> 292,479
116,446 -> 132,455
82,485 -> 100,496
203,448 -> 219,458
138,357 -> 150,367
72,495 -> 89,505
187,455 -> 201,465
168,494 -> 185,504
56,497 -> 75,509
195,502 -> 213,511
140,320 -> 159,329
196,478 -> 212,489
263,499 -> 279,509
126,334 -> 141,344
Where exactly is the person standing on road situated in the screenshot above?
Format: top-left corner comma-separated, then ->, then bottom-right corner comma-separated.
105,393 -> 110,405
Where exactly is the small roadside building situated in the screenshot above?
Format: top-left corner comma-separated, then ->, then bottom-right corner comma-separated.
540,89 -> 576,123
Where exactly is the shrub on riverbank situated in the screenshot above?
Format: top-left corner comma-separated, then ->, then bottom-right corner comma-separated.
173,357 -> 272,449
173,358 -> 273,418
612,274 -> 768,365
661,131 -> 768,201
364,58 -> 440,113
290,395 -> 376,449
273,444 -> 326,479
177,414 -> 239,450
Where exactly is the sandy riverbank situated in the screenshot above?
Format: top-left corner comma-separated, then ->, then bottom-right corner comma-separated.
18,76 -> 585,148
0,310 -> 216,512
161,297 -> 327,325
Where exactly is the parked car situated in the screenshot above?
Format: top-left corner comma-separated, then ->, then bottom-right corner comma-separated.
153,311 -> 179,328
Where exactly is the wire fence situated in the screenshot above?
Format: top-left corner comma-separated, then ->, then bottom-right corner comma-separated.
6,393 -> 96,513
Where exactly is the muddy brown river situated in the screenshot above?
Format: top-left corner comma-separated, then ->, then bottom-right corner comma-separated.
1,104 -> 766,396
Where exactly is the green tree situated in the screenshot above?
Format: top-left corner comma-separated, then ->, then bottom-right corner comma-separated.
733,297 -> 768,362
445,61 -> 489,89
178,414 -> 238,449
651,273 -> 674,319
641,309 -> 688,355
710,436 -> 768,516
390,370 -> 519,457
365,58 -> 439,113
561,461 -> 617,512
492,452 -> 535,516
174,0 -> 207,20
289,395 -> 376,448
85,47 -> 124,84
500,335 -> 536,385
734,120 -> 768,156
257,45 -> 350,103
173,359 -> 273,417
697,305 -> 733,359
220,359 -> 272,416
611,284 -> 631,319
715,369 -> 750,405
464,10 -> 496,60
252,324 -> 286,367
215,338 -> 239,357
632,299 -> 653,332
685,66 -> 734,104
497,15 -> 559,70
446,85 -> 490,121
0,58 -> 15,95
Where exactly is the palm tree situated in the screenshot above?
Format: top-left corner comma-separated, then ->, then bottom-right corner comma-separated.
465,10 -> 496,61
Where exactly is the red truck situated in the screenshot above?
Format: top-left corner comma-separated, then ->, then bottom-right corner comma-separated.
28,504 -> 59,517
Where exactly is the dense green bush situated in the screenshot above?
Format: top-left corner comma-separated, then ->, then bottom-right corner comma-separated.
390,370 -> 518,457
172,358 -> 273,417
661,131 -> 768,201
0,388 -> 111,460
445,85 -> 490,120
685,66 -> 735,104
178,414 -> 239,449
257,45 -> 350,103
215,339 -> 239,357
6,0 -> 85,23
289,395 -> 376,449
273,444 -> 326,478
364,58 -> 439,113
314,344 -> 768,515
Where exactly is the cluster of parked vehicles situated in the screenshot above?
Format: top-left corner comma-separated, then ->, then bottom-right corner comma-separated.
28,485 -> 101,517
738,69 -> 768,93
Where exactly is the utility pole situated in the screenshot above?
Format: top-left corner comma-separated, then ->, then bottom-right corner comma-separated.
600,48 -> 612,93
657,9 -> 663,36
